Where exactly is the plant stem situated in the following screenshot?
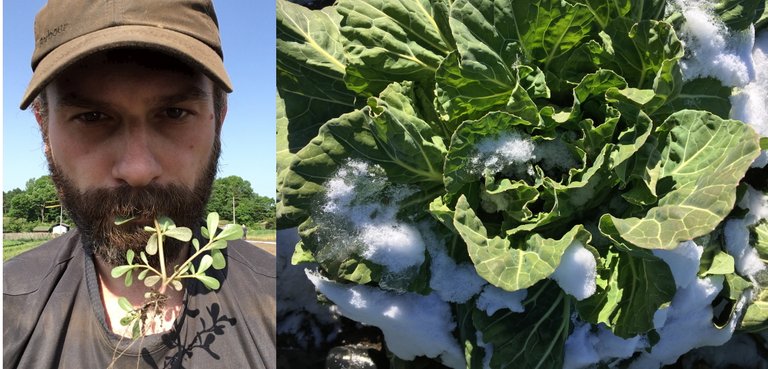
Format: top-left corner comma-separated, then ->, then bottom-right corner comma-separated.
155,219 -> 168,286
166,239 -> 216,282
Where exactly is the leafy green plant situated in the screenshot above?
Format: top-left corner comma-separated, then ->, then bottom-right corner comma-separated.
110,212 -> 243,339
278,0 -> 768,367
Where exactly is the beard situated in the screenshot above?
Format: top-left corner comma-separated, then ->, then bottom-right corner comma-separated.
47,139 -> 220,269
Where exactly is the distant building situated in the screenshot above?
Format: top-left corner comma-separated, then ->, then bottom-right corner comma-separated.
52,224 -> 70,236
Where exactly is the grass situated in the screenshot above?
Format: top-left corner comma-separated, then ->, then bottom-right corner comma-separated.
3,238 -> 50,261
247,228 -> 276,242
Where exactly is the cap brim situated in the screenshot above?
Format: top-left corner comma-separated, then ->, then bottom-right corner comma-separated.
20,24 -> 233,109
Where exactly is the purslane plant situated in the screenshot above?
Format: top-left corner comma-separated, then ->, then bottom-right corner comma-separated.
277,0 -> 768,367
111,212 -> 243,339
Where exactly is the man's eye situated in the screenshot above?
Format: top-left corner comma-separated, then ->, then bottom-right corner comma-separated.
163,108 -> 188,119
76,112 -> 107,122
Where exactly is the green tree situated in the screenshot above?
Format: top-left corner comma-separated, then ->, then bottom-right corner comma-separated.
206,176 -> 275,227
6,176 -> 59,223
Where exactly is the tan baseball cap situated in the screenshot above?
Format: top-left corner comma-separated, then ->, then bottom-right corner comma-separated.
20,0 -> 233,110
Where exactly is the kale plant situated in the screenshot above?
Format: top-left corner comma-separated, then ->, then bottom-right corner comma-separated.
278,0 -> 768,367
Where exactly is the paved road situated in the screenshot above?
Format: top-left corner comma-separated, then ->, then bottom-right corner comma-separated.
248,240 -> 276,255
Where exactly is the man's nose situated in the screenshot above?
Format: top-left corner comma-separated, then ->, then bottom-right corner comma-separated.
112,124 -> 162,187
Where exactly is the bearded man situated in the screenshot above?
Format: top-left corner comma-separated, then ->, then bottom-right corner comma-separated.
3,1 -> 275,368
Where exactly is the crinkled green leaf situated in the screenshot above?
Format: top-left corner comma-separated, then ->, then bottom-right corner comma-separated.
338,0 -> 453,95
606,110 -> 761,249
598,19 -> 683,90
277,0 -> 356,161
453,195 -> 591,291
652,78 -> 732,121
575,246 -> 676,338
474,282 -> 569,369
701,250 -> 736,276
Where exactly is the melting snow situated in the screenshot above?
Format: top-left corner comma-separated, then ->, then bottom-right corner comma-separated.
550,241 -> 597,300
305,270 -> 465,369
476,284 -> 527,315
653,240 -> 704,289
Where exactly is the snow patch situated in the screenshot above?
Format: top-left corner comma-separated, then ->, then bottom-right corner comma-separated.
563,321 -> 646,369
317,160 -> 425,275
653,240 -> 704,289
630,276 -> 743,368
550,241 -> 597,300
305,270 -> 465,369
725,185 -> 768,278
470,131 -> 536,176
476,284 -> 527,315
423,225 -> 486,303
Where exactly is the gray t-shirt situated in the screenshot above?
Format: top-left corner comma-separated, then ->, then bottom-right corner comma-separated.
3,230 -> 275,369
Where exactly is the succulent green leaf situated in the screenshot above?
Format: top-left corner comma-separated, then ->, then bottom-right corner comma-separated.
164,227 -> 192,242
146,233 -> 159,255
126,249 -> 135,265
215,224 -> 243,241
114,216 -> 135,226
144,275 -> 160,288
111,265 -> 133,279
171,280 -> 183,292
197,275 -> 221,290
198,254 -> 213,274
211,249 -> 226,270
117,297 -> 134,313
138,268 -> 149,281
206,212 -> 220,239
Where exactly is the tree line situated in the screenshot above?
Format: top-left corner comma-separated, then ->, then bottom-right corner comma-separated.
3,175 -> 275,233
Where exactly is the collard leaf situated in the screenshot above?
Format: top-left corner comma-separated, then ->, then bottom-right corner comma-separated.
701,251 -> 736,276
277,0 -> 356,159
576,247 -> 676,338
599,18 -> 683,90
651,78 -> 732,121
606,110 -> 761,249
453,195 -> 591,291
338,0 -> 453,95
474,282 -> 569,369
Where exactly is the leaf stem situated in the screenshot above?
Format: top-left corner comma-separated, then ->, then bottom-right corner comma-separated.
155,219 -> 168,285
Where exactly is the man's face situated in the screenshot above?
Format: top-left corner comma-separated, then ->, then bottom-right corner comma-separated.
38,50 -> 223,267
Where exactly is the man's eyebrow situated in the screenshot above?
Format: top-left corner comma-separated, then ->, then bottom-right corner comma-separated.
153,86 -> 210,106
55,86 -> 211,109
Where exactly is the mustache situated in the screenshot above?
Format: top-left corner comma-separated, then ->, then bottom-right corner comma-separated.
73,183 -> 207,224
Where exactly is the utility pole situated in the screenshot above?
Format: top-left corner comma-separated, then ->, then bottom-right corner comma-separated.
232,194 -> 236,225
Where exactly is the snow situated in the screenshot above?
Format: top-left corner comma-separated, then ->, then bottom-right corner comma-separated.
318,160 -> 426,275
652,240 -> 704,289
724,185 -> 768,278
475,331 -> 493,369
675,0 -> 768,163
423,225 -> 487,303
550,241 -> 597,300
724,219 -> 766,277
675,1 -> 755,87
305,270 -> 465,369
476,284 -> 527,315
276,228 -> 341,348
469,131 -> 578,178
563,321 -> 646,369
629,276 -> 745,368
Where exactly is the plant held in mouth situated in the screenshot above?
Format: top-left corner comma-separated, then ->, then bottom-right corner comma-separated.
110,212 -> 243,339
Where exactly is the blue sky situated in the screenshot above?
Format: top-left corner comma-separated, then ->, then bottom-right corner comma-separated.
2,1 -> 277,198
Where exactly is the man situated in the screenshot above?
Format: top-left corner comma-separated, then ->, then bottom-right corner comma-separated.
3,1 -> 276,368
